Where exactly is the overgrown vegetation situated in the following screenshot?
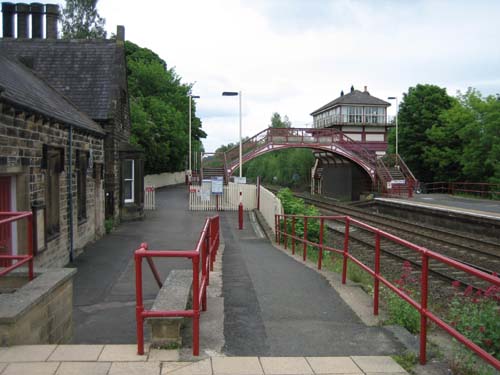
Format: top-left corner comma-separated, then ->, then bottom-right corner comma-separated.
61,0 -> 107,39
125,41 -> 206,175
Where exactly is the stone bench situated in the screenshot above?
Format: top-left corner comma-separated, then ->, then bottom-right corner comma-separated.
147,270 -> 193,347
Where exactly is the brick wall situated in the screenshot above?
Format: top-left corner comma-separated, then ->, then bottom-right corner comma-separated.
0,102 -> 105,268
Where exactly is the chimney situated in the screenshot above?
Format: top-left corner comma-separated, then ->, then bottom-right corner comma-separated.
340,90 -> 344,96
364,85 -> 367,92
16,3 -> 29,38
350,85 -> 354,93
45,3 -> 58,39
116,25 -> 125,42
1,2 -> 15,38
30,2 -> 44,38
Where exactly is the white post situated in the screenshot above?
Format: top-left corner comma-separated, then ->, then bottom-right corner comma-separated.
239,90 -> 242,178
189,95 -> 192,173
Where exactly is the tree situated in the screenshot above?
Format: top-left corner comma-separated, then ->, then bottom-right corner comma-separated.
61,0 -> 106,39
270,112 -> 291,128
125,41 -> 206,174
389,84 -> 453,182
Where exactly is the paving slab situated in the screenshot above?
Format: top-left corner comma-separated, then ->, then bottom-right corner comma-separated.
98,345 -> 147,362
48,345 -> 104,362
161,359 -> 212,375
306,357 -> 362,374
108,361 -> 161,375
212,356 -> 263,375
260,356 -> 313,374
147,349 -> 179,362
0,345 -> 57,362
2,361 -> 60,375
55,361 -> 111,375
351,357 -> 406,374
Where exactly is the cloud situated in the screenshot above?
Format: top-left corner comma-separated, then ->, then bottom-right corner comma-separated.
97,0 -> 500,152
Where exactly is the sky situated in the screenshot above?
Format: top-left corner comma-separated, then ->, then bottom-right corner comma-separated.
95,0 -> 500,152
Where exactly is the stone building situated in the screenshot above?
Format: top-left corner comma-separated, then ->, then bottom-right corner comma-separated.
0,54 -> 105,267
0,2 -> 144,223
0,2 -> 143,267
310,86 -> 393,200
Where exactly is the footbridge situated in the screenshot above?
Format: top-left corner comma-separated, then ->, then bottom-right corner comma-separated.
201,127 -> 417,197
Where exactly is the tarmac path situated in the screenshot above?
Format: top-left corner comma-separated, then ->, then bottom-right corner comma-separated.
221,211 -> 404,356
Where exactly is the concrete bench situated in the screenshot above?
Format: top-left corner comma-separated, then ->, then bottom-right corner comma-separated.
148,270 -> 193,347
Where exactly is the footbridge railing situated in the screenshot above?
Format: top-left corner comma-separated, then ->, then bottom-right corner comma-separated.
275,213 -> 500,371
224,127 -> 377,177
134,215 -> 220,356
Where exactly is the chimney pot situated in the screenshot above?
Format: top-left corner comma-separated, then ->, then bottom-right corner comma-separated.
364,85 -> 367,92
340,90 -> 344,96
30,2 -> 44,38
45,4 -> 59,39
2,2 -> 15,38
116,25 -> 125,42
350,85 -> 354,93
16,3 -> 30,38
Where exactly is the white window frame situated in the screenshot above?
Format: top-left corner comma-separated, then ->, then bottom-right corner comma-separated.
124,159 -> 134,203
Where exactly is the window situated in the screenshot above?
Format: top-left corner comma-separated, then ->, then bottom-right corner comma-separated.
44,146 -> 64,238
123,159 -> 134,203
76,150 -> 88,221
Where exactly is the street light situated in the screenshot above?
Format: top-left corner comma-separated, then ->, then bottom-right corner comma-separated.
188,94 -> 200,176
387,96 -> 399,160
222,91 -> 242,178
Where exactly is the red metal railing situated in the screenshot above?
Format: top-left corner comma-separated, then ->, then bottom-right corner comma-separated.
423,181 -> 500,199
134,215 -> 220,356
0,211 -> 34,280
275,213 -> 500,370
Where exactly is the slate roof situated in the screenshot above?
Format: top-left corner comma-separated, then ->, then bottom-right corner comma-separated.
0,39 -> 121,121
0,54 -> 105,135
311,89 -> 391,116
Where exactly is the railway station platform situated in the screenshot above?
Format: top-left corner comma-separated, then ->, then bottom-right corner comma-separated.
376,194 -> 500,220
61,184 -> 411,372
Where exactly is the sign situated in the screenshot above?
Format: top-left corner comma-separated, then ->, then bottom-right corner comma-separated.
211,177 -> 223,195
387,182 -> 392,189
391,179 -> 406,185
201,180 -> 211,202
234,176 -> 247,184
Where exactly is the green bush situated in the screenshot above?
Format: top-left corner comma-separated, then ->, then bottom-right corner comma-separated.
105,218 -> 115,234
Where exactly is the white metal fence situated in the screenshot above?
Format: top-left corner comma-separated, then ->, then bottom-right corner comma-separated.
258,186 -> 283,233
144,186 -> 156,210
189,182 -> 257,211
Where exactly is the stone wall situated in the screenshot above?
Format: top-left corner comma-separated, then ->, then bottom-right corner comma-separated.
0,102 -> 105,268
144,171 -> 185,188
0,268 -> 76,345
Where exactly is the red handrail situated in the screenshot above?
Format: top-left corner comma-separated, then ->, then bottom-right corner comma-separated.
275,213 -> 500,370
134,215 -> 220,356
0,211 -> 34,281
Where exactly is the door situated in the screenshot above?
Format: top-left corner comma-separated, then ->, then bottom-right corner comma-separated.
0,176 -> 12,266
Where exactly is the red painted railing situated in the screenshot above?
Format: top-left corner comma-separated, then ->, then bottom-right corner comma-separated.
275,213 -> 500,370
423,181 -> 500,199
0,211 -> 34,280
134,215 -> 220,356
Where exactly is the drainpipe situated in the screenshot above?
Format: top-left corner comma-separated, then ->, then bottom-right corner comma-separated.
67,125 -> 74,262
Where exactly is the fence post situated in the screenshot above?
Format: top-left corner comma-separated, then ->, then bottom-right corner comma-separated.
135,251 -> 144,355
420,252 -> 429,365
342,217 -> 350,284
318,218 -> 324,270
303,217 -> 308,261
192,255 -> 200,356
275,215 -> 278,243
374,232 -> 381,315
292,217 -> 296,255
284,216 -> 288,250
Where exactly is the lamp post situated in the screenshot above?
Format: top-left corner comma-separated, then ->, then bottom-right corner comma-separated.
222,91 -> 242,178
388,96 -> 399,161
188,94 -> 200,179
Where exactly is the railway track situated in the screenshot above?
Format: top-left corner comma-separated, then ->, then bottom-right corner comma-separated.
269,188 -> 500,294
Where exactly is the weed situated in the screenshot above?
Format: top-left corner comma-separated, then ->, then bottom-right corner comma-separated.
392,351 -> 418,373
105,218 -> 115,234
